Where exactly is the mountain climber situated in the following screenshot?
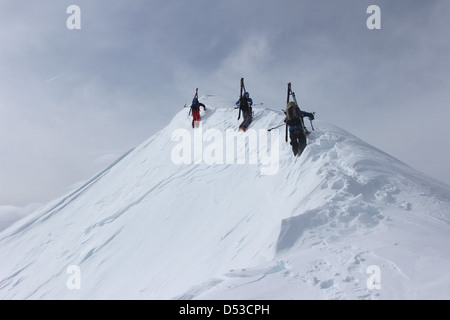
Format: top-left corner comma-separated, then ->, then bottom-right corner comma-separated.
284,101 -> 314,156
190,97 -> 206,128
236,91 -> 253,131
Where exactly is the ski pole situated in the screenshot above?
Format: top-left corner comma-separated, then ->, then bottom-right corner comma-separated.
268,123 -> 285,132
309,112 -> 316,131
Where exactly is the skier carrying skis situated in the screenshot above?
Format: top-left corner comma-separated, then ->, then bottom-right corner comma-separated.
190,97 -> 206,128
236,91 -> 253,131
284,101 -> 314,156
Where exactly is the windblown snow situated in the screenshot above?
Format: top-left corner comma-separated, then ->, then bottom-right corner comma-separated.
1,95 -> 450,300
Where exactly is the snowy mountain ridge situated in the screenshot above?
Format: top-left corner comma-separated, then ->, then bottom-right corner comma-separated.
1,95 -> 450,300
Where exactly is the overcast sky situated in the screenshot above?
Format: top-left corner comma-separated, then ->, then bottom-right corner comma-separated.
1,0 -> 450,220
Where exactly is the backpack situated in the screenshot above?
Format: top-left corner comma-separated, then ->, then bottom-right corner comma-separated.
192,101 -> 200,110
239,96 -> 250,112
285,101 -> 301,126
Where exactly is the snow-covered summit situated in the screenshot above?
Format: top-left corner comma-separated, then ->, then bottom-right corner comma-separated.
1,95 -> 450,299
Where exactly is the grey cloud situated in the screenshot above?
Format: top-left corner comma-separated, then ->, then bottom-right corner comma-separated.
1,0 -> 449,210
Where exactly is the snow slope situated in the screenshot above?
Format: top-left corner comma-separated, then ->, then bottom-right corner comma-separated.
1,95 -> 450,300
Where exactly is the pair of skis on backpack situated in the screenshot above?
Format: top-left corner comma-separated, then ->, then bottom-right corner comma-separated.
237,78 -> 254,132
186,88 -> 207,128
284,82 -> 315,142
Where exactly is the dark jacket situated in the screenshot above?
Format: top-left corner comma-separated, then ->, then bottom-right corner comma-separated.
191,101 -> 206,112
236,93 -> 253,113
285,104 -> 314,130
